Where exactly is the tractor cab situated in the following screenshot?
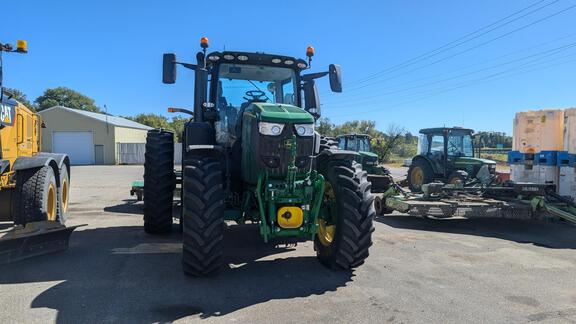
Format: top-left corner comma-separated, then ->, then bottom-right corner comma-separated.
408,127 -> 496,192
336,134 -> 379,169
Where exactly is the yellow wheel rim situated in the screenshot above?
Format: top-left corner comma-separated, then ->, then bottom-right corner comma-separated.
47,183 -> 57,221
318,219 -> 335,246
411,166 -> 424,188
318,182 -> 336,247
61,178 -> 69,213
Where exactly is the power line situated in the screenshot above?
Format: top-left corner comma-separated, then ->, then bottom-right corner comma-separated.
328,55 -> 576,118
325,32 -> 576,101
349,0 -> 558,86
327,51 -> 576,109
336,1 -> 576,95
323,41 -> 576,106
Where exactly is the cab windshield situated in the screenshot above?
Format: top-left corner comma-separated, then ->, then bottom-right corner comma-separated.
217,63 -> 297,108
216,63 -> 297,144
447,133 -> 474,157
357,137 -> 371,152
343,137 -> 371,152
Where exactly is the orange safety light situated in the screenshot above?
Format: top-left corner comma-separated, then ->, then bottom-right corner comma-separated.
200,37 -> 209,49
16,40 -> 28,53
167,107 -> 175,113
306,46 -> 315,57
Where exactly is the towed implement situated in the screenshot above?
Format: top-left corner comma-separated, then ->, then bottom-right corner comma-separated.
144,38 -> 375,276
377,177 -> 576,225
0,40 -> 78,264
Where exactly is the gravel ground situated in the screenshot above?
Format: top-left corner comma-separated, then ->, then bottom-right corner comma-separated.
1,165 -> 575,323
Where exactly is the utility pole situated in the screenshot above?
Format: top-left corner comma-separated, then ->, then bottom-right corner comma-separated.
104,104 -> 109,134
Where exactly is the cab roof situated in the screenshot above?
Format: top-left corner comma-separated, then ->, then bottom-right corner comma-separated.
336,134 -> 371,139
207,51 -> 308,71
419,127 -> 474,135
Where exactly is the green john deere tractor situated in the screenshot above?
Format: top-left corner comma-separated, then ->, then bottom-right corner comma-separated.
336,134 -> 395,215
336,134 -> 387,175
407,127 -> 497,192
144,38 -> 375,276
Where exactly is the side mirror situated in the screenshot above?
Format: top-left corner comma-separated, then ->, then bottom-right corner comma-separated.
163,53 -> 177,84
303,80 -> 321,119
329,64 -> 342,93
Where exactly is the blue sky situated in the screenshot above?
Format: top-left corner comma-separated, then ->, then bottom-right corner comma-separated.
1,0 -> 575,135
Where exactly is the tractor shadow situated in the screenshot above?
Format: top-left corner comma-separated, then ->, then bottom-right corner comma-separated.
103,199 -> 143,214
376,214 -> 576,249
0,224 -> 353,323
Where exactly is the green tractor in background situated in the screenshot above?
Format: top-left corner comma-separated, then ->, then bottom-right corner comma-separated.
336,134 -> 395,215
407,127 -> 497,192
336,134 -> 387,175
144,38 -> 375,276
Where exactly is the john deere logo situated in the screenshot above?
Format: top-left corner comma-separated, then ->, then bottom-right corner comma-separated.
0,104 -> 14,126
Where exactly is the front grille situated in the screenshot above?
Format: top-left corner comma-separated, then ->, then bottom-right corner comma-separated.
253,123 -> 314,178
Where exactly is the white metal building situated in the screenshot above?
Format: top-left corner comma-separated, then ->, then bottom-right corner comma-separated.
39,106 -> 152,165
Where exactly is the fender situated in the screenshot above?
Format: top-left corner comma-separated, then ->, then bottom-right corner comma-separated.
12,154 -> 69,186
185,144 -> 224,159
13,153 -> 69,172
33,152 -> 71,177
317,148 -> 358,161
315,149 -> 359,174
33,152 -> 70,170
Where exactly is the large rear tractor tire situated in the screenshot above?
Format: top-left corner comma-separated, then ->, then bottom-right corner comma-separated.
407,159 -> 434,193
315,161 -> 375,269
12,166 -> 59,226
182,157 -> 225,276
143,129 -> 175,234
319,136 -> 338,152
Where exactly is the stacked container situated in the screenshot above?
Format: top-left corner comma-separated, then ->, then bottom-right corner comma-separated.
558,108 -> 576,199
509,109 -> 564,187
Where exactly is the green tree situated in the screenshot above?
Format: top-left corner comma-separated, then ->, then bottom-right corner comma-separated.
317,117 -> 335,136
131,113 -> 172,130
35,87 -> 101,112
2,87 -> 35,110
170,116 -> 190,142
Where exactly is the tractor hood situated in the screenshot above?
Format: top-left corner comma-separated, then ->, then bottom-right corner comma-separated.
455,157 -> 496,165
359,151 -> 378,159
251,103 -> 314,124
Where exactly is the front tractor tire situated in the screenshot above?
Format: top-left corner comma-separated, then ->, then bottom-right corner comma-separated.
182,157 -> 225,277
407,159 -> 434,193
315,161 -> 375,269
143,129 -> 175,234
12,166 -> 59,226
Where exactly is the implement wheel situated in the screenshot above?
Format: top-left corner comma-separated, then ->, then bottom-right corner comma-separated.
143,129 -> 175,234
315,161 -> 375,269
12,166 -> 59,225
407,159 -> 433,193
182,156 -> 225,276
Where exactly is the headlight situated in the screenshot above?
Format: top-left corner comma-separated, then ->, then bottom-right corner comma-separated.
294,124 -> 314,137
259,122 -> 284,136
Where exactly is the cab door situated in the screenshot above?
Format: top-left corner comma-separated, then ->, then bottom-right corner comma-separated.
15,104 -> 34,158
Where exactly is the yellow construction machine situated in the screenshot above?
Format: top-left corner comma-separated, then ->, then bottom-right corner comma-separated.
0,40 -> 80,263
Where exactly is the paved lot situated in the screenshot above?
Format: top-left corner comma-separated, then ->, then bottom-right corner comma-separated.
1,166 -> 576,323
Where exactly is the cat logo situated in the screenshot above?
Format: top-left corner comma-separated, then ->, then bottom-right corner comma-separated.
0,104 -> 14,126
